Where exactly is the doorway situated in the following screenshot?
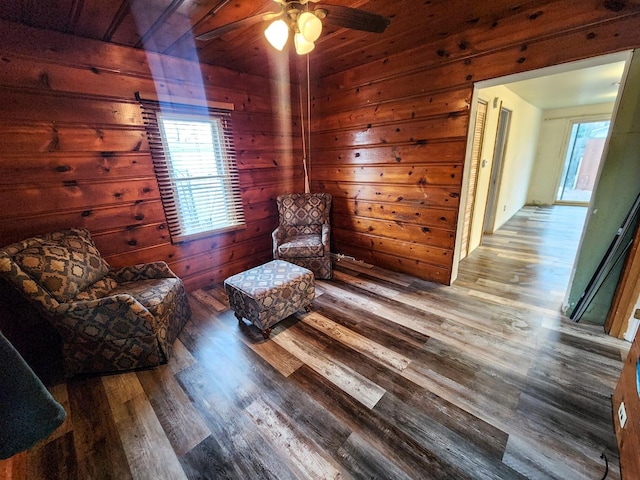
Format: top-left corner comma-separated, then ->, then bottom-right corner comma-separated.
453,51 -> 629,289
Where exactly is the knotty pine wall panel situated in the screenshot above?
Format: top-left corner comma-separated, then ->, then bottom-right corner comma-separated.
333,199 -> 456,231
0,152 -> 152,184
332,217 -> 454,250
311,2 -> 640,284
0,20 -> 302,293
107,217 -> 277,268
312,141 -> 467,166
0,124 -> 148,154
321,182 -> 460,208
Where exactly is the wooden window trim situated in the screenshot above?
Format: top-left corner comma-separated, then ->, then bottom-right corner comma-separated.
137,92 -> 245,243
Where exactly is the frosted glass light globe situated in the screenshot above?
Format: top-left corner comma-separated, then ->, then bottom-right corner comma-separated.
264,19 -> 289,51
294,33 -> 315,54
297,12 -> 322,42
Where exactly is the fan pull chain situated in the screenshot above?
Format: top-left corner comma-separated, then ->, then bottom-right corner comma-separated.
299,53 -> 311,193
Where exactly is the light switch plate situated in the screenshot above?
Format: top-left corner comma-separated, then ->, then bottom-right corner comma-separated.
618,402 -> 627,428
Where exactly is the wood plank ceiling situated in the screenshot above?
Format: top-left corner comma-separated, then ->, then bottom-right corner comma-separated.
0,0 -> 598,79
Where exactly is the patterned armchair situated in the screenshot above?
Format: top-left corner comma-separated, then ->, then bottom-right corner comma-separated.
272,193 -> 332,279
0,227 -> 191,376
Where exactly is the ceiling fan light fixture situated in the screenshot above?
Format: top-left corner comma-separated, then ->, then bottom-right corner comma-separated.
297,11 -> 322,42
294,32 -> 315,54
264,19 -> 289,51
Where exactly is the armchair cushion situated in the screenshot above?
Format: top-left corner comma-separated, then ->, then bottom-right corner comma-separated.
110,278 -> 180,312
74,276 -> 118,302
277,234 -> 324,258
55,294 -> 156,341
278,194 -> 326,226
283,224 -> 322,238
13,228 -> 110,303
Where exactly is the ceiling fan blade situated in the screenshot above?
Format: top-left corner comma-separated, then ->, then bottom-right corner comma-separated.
196,12 -> 278,41
314,4 -> 390,33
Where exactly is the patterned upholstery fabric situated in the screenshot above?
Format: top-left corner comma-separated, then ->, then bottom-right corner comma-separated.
273,193 -> 332,279
74,276 -> 118,301
0,228 -> 191,376
284,224 -> 322,238
224,260 -> 315,335
279,194 -> 326,226
13,230 -> 110,303
276,235 -> 324,258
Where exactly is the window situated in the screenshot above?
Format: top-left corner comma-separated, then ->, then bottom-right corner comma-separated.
139,95 -> 245,242
556,120 -> 611,204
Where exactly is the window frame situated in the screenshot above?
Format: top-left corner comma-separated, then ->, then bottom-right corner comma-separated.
138,93 -> 245,243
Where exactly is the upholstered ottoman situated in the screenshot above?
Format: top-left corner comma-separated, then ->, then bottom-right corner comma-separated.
224,260 -> 315,339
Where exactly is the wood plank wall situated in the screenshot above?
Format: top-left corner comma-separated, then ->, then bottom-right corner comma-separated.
309,0 -> 640,284
0,20 -> 303,292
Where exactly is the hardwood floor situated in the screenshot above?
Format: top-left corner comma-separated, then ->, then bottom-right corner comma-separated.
1,205 -> 630,479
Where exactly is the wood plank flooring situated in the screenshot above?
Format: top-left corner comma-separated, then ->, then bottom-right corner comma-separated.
1,205 -> 631,479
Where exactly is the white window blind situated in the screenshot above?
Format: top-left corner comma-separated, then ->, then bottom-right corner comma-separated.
139,98 -> 245,243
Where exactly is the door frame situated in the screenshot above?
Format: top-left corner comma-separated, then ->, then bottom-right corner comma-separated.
451,51 -> 631,284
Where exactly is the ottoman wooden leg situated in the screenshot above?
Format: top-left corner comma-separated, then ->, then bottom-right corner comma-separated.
261,328 -> 272,340
304,304 -> 312,313
234,312 -> 243,323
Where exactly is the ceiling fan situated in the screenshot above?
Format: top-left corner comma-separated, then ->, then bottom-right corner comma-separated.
196,0 -> 391,55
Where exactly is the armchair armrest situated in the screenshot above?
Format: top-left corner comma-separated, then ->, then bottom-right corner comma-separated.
112,261 -> 177,282
272,227 -> 286,259
54,294 -> 155,341
322,223 -> 331,253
